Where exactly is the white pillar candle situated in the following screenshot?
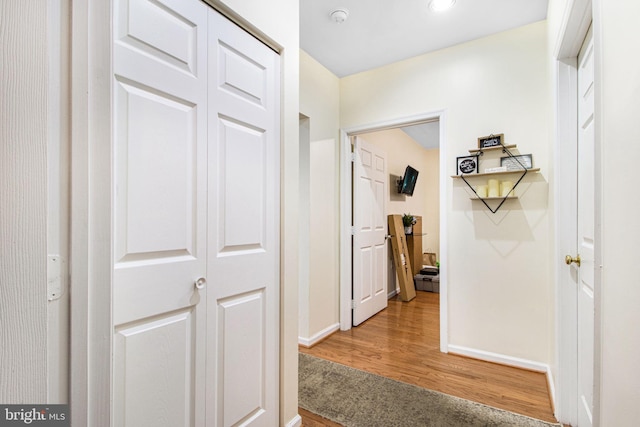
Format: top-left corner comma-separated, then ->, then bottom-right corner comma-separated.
501,181 -> 514,197
488,179 -> 499,198
476,185 -> 488,198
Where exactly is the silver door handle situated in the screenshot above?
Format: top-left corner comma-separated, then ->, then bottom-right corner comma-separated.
195,277 -> 207,290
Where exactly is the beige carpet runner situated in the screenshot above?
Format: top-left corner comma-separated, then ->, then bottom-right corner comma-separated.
299,353 -> 561,427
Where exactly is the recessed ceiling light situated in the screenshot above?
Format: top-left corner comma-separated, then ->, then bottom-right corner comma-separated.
429,0 -> 456,12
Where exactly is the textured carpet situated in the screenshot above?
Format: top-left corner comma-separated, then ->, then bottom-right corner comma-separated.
299,353 -> 561,427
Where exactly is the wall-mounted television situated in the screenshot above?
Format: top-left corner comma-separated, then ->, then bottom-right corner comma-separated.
397,165 -> 419,196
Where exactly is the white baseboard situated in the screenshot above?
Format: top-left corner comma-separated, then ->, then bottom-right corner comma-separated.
285,414 -> 302,427
298,322 -> 340,347
448,345 -> 559,417
388,288 -> 399,299
447,344 -> 550,373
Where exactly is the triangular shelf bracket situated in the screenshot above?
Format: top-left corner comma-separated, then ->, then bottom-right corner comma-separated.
460,142 -> 529,214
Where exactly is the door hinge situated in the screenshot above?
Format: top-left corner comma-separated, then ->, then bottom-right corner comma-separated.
351,300 -> 356,309
350,226 -> 356,235
350,152 -> 356,162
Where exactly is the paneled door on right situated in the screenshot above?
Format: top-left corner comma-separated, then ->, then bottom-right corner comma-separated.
575,25 -> 595,427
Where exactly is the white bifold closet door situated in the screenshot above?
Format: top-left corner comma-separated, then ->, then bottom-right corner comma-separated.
111,0 -> 280,425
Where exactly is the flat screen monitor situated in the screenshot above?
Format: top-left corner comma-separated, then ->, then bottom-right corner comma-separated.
398,165 -> 419,196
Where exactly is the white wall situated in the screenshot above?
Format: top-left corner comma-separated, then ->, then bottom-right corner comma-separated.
0,0 -> 49,403
593,0 -> 640,424
299,51 -> 341,344
309,139 -> 338,335
341,21 -> 552,364
298,117 -> 311,341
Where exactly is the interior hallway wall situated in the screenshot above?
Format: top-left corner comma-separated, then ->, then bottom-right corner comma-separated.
594,1 -> 640,423
341,21 -> 552,365
299,51 -> 341,344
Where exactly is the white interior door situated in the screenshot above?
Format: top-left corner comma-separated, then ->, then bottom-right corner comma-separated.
353,136 -> 388,326
575,25 -> 595,427
112,0 -> 208,425
112,1 -> 279,426
207,10 -> 280,427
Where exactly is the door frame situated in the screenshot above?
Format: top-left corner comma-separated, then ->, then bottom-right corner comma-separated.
554,0 -> 602,424
69,1 -> 285,425
339,110 -> 449,352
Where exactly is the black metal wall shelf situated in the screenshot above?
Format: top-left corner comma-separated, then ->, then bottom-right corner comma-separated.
451,143 -> 539,214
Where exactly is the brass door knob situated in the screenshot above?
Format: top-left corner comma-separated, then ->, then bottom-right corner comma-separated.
565,254 -> 581,267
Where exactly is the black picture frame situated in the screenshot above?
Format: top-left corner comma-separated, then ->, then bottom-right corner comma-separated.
456,155 -> 479,175
477,133 -> 504,149
500,154 -> 533,171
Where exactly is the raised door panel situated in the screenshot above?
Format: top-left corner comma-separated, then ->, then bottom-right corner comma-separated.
372,157 -> 386,298
216,118 -> 266,254
114,311 -> 196,427
207,10 -> 280,427
217,291 -> 266,426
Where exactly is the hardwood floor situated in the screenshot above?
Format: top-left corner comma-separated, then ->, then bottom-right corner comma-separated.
299,408 -> 343,427
299,291 -> 557,425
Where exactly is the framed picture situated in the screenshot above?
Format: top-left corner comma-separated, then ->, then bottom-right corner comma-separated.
477,133 -> 504,149
456,155 -> 479,175
500,154 -> 533,171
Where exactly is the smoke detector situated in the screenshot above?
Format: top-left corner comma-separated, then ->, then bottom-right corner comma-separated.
330,8 -> 349,24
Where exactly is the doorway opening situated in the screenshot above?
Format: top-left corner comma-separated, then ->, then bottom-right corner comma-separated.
339,111 -> 448,352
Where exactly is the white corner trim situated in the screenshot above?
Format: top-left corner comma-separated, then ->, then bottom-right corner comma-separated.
546,368 -> 557,414
298,323 -> 340,348
339,129 -> 353,332
285,414 -> 302,427
448,345 -> 550,373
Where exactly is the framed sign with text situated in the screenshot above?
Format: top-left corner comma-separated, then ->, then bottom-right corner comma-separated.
501,154 -> 533,171
456,155 -> 479,175
477,133 -> 504,149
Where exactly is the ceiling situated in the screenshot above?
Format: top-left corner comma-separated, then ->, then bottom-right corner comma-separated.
300,0 -> 548,150
401,121 -> 440,150
300,0 -> 548,78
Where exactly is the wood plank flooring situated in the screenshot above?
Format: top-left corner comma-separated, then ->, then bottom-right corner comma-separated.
299,291 -> 557,425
